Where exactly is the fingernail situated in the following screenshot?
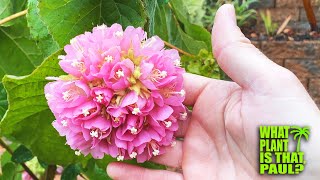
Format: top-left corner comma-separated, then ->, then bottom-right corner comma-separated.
214,4 -> 237,26
225,4 -> 237,25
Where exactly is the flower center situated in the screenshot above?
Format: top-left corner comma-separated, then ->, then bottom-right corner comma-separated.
132,107 -> 141,115
150,69 -> 167,82
116,69 -> 125,78
129,152 -> 137,158
130,127 -> 138,134
61,120 -> 68,127
105,55 -> 113,63
90,129 -> 99,138
96,94 -> 104,103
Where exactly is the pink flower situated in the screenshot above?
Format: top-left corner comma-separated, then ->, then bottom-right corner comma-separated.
45,24 -> 186,162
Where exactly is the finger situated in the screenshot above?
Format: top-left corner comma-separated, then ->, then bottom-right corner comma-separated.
174,108 -> 191,137
212,4 -> 285,91
151,140 -> 183,168
183,73 -> 211,106
107,162 -> 183,180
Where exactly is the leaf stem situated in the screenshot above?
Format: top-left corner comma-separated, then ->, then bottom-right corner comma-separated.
0,9 -> 28,26
0,138 -> 39,180
44,165 -> 57,180
163,41 -> 195,57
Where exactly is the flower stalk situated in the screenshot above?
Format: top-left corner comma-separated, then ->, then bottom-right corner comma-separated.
0,138 -> 39,180
0,9 -> 28,26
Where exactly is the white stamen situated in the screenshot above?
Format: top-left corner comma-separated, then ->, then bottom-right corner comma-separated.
129,152 -> 137,158
105,55 -> 113,63
61,120 -> 68,127
130,127 -> 138,134
173,59 -> 181,66
180,112 -> 188,120
45,76 -> 60,81
117,155 -> 124,161
142,37 -> 157,48
114,31 -> 123,37
62,90 -> 71,101
116,69 -> 124,78
152,149 -> 160,156
58,55 -> 66,60
179,90 -> 186,97
75,150 -> 81,156
90,130 -> 99,138
82,109 -> 90,117
71,61 -> 86,72
132,107 -> 141,115
160,71 -> 167,78
164,121 -> 172,128
96,94 -> 103,103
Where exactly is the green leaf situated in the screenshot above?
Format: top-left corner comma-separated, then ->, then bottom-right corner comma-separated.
61,164 -> 81,180
144,0 -> 157,36
11,145 -> 34,163
0,17 -> 44,79
153,4 -> 207,55
0,50 -> 84,165
82,159 -> 110,180
27,0 -> 147,47
181,49 -> 220,79
0,162 -> 16,180
0,83 -> 8,119
0,0 -> 27,27
169,0 -> 211,50
26,0 -> 60,58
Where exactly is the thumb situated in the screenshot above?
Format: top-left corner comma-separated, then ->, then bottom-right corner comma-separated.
212,4 -> 285,90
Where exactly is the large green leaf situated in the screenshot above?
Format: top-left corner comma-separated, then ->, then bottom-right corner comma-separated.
0,17 -> 44,79
0,0 -> 27,27
170,0 -> 211,50
0,50 -> 84,165
0,83 -> 7,119
27,0 -> 147,47
153,2 -> 207,55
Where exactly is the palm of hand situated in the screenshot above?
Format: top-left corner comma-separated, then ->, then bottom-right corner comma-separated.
182,68 -> 318,179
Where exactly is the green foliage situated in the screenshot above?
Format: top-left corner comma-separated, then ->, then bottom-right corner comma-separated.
82,159 -> 111,180
11,145 -> 34,163
183,0 -> 206,26
260,10 -> 278,36
0,83 -> 7,119
0,162 -> 16,180
61,164 -> 81,180
204,0 -> 257,29
182,49 -> 220,79
0,17 -> 44,79
0,0 -> 27,27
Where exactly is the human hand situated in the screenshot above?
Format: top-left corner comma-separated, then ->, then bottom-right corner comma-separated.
107,4 -> 320,180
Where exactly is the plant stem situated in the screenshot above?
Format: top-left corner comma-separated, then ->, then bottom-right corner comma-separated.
44,165 -> 57,180
0,9 -> 28,26
302,0 -> 318,31
163,41 -> 195,57
0,138 -> 39,180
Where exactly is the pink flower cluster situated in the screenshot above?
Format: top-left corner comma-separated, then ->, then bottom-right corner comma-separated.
44,24 -> 186,162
